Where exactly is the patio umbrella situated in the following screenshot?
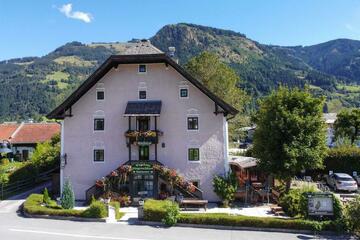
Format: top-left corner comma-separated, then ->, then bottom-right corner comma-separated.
0,141 -> 12,154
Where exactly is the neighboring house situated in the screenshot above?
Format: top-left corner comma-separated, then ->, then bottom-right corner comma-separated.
0,122 -> 60,160
47,40 -> 238,201
323,113 -> 337,146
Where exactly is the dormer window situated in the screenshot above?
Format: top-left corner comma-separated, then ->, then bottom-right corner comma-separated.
139,90 -> 147,99
138,64 -> 147,73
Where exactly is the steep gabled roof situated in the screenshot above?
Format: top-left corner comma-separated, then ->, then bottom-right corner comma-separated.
47,54 -> 238,119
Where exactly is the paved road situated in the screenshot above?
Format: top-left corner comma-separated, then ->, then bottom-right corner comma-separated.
0,187 -> 355,240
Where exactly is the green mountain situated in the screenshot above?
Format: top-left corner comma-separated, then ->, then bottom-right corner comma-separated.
1,23 -> 360,121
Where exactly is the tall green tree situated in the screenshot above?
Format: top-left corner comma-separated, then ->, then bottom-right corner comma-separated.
253,87 -> 327,190
334,108 -> 360,145
185,52 -> 249,140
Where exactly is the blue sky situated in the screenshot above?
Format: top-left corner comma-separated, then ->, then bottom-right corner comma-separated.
1,0 -> 360,60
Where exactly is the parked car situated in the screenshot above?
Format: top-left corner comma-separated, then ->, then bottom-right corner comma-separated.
326,173 -> 358,192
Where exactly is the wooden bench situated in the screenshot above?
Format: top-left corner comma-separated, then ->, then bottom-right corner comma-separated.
271,206 -> 285,216
180,199 -> 208,210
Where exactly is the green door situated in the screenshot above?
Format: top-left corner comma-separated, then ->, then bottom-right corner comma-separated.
139,146 -> 149,161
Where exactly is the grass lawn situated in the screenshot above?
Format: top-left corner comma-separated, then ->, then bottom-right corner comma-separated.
337,83 -> 360,93
53,56 -> 95,67
41,71 -> 70,89
327,99 -> 343,113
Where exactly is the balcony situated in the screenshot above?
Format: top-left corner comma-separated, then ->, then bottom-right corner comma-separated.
125,130 -> 163,145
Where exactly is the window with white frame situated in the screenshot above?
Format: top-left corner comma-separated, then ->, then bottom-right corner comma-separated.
94,118 -> 104,131
96,89 -> 105,100
188,148 -> 200,161
94,149 -> 104,162
138,64 -> 147,73
187,116 -> 198,130
180,88 -> 188,98
139,90 -> 147,99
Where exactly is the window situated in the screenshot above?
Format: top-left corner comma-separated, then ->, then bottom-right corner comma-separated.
191,181 -> 200,188
188,148 -> 200,161
180,88 -> 188,98
138,64 -> 147,73
187,117 -> 198,130
139,90 -> 147,99
137,116 -> 150,131
94,118 -> 104,131
94,149 -> 104,162
96,90 -> 104,100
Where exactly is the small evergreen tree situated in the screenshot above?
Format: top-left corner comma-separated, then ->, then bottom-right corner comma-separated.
61,179 -> 75,209
42,187 -> 51,205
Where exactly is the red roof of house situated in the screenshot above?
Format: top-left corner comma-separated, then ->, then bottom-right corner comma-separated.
0,123 -> 19,140
0,122 -> 60,144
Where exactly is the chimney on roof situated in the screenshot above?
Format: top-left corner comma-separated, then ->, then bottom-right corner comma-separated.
167,46 -> 178,63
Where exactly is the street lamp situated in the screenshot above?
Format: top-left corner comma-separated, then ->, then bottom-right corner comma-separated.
0,140 -> 12,154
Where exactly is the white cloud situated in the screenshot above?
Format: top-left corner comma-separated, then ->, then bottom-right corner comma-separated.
59,3 -> 92,23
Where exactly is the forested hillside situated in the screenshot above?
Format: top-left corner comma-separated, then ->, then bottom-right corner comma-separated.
1,23 -> 360,121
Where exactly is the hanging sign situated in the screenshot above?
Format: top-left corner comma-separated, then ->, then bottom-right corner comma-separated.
132,162 -> 153,174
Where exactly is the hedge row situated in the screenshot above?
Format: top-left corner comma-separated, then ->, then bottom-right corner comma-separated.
178,213 -> 337,232
143,200 -> 339,232
143,199 -> 169,221
24,194 -> 84,217
324,146 -> 360,175
23,194 -> 110,219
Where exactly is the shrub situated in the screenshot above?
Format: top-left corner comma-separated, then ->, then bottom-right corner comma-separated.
31,134 -> 60,172
23,194 -> 83,217
81,200 -> 108,218
178,213 -> 338,232
42,188 -> 51,205
212,172 -> 237,207
61,179 -> 75,209
280,186 -> 343,221
344,196 -> 360,234
324,146 -> 360,175
1,158 -> 10,165
162,201 -> 180,226
280,185 -> 317,217
0,173 -> 9,184
143,199 -> 171,222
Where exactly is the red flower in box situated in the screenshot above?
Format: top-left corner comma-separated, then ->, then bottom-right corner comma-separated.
110,171 -> 118,177
118,165 -> 132,174
95,179 -> 104,188
169,169 -> 177,178
187,183 -> 196,193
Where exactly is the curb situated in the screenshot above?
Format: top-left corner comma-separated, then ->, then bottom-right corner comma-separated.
22,210 -> 106,222
138,220 -> 339,235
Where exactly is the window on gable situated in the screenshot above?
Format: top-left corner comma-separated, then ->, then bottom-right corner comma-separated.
138,64 -> 147,73
139,90 -> 147,99
187,117 -> 198,130
94,149 -> 104,162
180,88 -> 188,98
188,148 -> 200,161
94,118 -> 105,131
97,90 -> 104,100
